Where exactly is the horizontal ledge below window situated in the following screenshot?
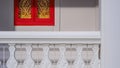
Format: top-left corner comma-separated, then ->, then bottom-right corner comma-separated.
0,31 -> 100,44
0,31 -> 100,39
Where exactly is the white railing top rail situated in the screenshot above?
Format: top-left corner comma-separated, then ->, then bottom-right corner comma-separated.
0,31 -> 100,38
0,31 -> 100,44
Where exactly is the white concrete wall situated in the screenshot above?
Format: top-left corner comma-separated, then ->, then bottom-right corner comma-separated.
60,0 -> 99,31
101,0 -> 120,68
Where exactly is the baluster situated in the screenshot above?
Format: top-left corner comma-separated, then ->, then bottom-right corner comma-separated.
76,44 -> 84,68
24,44 -> 34,68
42,44 -> 50,68
7,44 -> 17,68
58,44 -> 67,68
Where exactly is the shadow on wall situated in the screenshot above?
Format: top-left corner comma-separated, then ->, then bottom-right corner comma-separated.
0,0 -> 14,31
59,0 -> 98,7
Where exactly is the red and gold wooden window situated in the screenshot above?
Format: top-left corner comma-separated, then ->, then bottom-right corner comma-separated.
14,0 -> 54,26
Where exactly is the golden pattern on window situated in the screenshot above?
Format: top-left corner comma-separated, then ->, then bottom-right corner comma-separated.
19,0 -> 32,18
37,0 -> 50,18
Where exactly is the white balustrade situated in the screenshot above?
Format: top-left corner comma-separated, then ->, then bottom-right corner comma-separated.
0,43 -> 101,68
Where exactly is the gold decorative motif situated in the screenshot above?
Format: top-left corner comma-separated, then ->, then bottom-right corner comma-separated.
19,0 -> 31,18
37,0 -> 50,18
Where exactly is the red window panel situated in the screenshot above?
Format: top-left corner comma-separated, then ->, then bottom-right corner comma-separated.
34,0 -> 55,26
14,0 -> 54,26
